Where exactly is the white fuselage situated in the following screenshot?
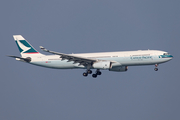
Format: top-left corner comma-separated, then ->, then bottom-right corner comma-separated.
29,50 -> 173,70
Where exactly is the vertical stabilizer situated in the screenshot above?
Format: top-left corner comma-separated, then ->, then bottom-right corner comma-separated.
13,35 -> 44,57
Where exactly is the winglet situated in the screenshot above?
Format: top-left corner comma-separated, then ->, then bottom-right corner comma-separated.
39,46 -> 49,52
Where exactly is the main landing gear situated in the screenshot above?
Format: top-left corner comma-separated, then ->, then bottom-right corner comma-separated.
154,64 -> 158,71
83,69 -> 102,78
92,69 -> 102,78
83,70 -> 92,77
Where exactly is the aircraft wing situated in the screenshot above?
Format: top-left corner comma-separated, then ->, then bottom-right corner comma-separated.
40,46 -> 98,66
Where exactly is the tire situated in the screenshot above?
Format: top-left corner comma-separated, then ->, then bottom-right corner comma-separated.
83,72 -> 88,76
92,74 -> 97,78
96,71 -> 102,75
87,70 -> 92,74
154,68 -> 158,71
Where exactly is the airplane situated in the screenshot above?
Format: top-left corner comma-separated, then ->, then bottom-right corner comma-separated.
8,35 -> 173,78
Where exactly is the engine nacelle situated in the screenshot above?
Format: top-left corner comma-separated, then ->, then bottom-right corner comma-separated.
109,66 -> 128,72
93,61 -> 111,70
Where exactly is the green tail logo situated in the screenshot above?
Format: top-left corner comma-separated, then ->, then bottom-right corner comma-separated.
14,35 -> 39,54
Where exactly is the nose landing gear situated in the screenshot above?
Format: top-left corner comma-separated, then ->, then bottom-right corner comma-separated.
154,64 -> 158,71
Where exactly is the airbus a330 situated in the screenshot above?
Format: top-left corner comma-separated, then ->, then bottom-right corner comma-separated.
9,35 -> 173,78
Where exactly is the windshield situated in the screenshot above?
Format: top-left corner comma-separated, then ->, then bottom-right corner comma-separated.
163,53 -> 170,55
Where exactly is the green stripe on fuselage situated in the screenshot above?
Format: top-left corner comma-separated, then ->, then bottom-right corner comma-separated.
159,55 -> 173,58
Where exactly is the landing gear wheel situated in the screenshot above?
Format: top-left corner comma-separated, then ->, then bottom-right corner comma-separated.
83,72 -> 88,77
92,74 -> 97,78
87,70 -> 92,74
96,71 -> 102,75
154,68 -> 158,71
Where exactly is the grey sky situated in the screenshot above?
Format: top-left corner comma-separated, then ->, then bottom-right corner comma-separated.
1,0 -> 180,120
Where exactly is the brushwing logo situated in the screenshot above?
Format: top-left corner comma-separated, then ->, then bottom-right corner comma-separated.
17,40 -> 31,53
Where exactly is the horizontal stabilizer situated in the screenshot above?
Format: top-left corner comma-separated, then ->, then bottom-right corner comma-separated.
8,55 -> 31,62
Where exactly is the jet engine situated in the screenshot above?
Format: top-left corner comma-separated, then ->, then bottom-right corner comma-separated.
93,61 -> 111,70
109,66 -> 128,72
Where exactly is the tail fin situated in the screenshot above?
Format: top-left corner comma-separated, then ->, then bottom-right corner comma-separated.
13,35 -> 44,57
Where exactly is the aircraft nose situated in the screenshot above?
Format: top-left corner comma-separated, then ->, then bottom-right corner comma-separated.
160,54 -> 173,61
167,54 -> 173,61
170,55 -> 173,59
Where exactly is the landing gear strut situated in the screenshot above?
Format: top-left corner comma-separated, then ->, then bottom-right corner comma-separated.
154,64 -> 158,71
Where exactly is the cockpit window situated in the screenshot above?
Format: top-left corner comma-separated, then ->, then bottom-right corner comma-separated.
163,53 -> 169,55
